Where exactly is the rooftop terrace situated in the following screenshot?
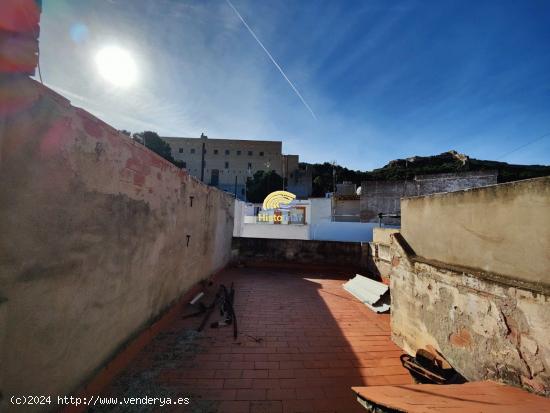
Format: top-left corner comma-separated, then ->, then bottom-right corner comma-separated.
93,267 -> 412,413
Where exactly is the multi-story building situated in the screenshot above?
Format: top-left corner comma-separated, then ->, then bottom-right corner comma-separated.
162,134 -> 311,200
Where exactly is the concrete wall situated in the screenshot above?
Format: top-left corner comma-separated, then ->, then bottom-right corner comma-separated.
237,223 -> 310,240
365,228 -> 400,281
360,170 -> 498,223
360,180 -> 414,223
389,178 -> 550,394
233,237 -> 364,270
309,198 -> 332,224
415,170 -> 497,194
333,198 -> 360,222
0,77 -> 235,410
401,177 -> 550,285
389,234 -> 550,395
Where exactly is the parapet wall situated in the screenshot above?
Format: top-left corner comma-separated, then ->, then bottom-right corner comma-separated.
390,234 -> 550,395
232,237 -> 364,272
390,177 -> 550,395
0,76 -> 234,410
365,228 -> 400,282
401,177 -> 550,285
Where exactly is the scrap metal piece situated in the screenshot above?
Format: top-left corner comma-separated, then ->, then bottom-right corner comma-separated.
343,274 -> 390,313
190,292 -> 204,305
197,286 -> 222,332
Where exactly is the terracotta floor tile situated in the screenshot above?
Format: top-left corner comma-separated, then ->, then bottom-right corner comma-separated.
95,267 -> 412,413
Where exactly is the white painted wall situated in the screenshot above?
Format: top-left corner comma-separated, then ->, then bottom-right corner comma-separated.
234,196 -> 388,242
309,198 -> 332,223
310,222 -> 376,242
233,199 -> 246,237
239,223 -> 310,240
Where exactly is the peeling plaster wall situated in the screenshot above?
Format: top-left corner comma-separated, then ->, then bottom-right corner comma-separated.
364,228 -> 400,282
390,241 -> 550,395
389,177 -> 550,396
0,76 -> 234,410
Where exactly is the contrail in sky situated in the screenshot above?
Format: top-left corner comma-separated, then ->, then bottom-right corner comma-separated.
225,0 -> 317,120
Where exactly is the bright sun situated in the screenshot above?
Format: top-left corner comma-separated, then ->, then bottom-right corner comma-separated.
95,46 -> 137,87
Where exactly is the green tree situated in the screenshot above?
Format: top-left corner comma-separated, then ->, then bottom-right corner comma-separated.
246,170 -> 284,203
132,131 -> 185,168
134,131 -> 172,160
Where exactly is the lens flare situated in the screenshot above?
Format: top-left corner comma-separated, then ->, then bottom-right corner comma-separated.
95,46 -> 137,87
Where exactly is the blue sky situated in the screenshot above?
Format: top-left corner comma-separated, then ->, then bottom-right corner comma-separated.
38,0 -> 550,170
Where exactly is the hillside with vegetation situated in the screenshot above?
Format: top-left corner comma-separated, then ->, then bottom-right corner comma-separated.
304,151 -> 550,197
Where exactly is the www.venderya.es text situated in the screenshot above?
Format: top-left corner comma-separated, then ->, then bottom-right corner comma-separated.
10,395 -> 190,407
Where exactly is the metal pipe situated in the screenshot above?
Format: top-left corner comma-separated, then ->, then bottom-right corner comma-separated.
190,292 -> 204,305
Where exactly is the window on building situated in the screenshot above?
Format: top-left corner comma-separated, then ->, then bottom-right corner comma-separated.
225,149 -> 230,155
225,162 -> 229,169
182,162 -> 187,168
248,162 -> 252,169
190,148 -> 195,154
214,149 -> 218,155
241,188 -> 245,195
248,150 -> 253,156
178,148 -> 183,153
237,150 -> 241,155
259,151 -> 264,156
290,173 -> 294,178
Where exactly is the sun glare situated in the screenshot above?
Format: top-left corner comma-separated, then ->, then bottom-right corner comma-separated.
95,46 -> 137,87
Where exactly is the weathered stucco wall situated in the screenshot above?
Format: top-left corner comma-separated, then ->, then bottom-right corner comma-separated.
360,180 -> 413,223
390,177 -> 550,394
365,228 -> 400,282
333,198 -> 360,222
390,234 -> 550,395
414,170 -> 497,195
401,177 -> 550,285
0,76 -> 234,410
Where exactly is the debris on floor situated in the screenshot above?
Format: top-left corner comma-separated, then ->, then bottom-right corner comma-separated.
343,274 -> 390,313
183,282 -> 238,340
97,268 -> 413,413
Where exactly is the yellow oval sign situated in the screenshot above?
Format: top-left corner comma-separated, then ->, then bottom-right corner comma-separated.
262,190 -> 296,210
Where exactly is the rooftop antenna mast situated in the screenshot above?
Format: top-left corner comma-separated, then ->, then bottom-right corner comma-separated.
331,160 -> 337,194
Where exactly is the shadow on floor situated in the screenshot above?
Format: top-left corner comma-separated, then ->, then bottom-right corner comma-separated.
90,266 -> 412,413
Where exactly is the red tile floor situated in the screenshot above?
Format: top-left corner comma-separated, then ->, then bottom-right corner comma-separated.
94,267 -> 413,413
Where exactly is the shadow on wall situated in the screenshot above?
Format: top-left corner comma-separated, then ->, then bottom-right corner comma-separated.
389,178 -> 550,395
0,76 -> 235,410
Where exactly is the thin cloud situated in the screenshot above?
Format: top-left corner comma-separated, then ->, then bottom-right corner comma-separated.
224,0 -> 317,120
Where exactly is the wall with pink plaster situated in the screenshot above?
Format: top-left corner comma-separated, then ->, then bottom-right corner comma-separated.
0,77 -> 234,410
